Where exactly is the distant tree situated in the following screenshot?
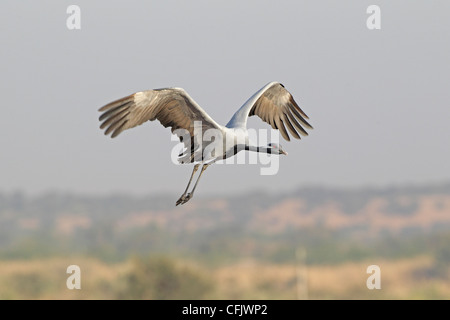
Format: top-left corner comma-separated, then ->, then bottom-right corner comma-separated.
431,234 -> 450,279
116,256 -> 213,299
7,272 -> 46,299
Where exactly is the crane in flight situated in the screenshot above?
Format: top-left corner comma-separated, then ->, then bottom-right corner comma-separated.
98,82 -> 313,205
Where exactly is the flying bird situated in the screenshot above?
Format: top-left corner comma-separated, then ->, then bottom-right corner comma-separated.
98,82 -> 313,205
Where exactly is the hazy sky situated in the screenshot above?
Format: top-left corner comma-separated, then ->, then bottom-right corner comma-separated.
1,1 -> 449,197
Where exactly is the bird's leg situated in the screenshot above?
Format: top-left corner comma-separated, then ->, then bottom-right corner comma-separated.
180,164 -> 210,205
176,164 -> 200,206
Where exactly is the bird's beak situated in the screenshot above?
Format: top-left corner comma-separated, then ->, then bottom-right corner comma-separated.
281,150 -> 288,155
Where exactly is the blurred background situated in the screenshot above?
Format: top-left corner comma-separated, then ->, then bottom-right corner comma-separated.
0,0 -> 449,299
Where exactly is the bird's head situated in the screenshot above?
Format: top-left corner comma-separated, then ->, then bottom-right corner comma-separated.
268,143 -> 288,155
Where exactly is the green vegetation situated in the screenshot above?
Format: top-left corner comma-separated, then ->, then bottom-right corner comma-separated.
0,184 -> 449,299
116,256 -> 212,299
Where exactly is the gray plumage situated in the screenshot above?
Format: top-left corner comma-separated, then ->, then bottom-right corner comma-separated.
98,82 -> 313,205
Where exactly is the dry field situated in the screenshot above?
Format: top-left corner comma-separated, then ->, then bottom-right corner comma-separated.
0,256 -> 448,299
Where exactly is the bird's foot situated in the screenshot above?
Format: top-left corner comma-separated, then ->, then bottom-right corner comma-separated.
175,193 -> 193,206
176,194 -> 186,206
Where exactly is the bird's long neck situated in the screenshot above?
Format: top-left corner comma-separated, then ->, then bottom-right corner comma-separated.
245,145 -> 272,154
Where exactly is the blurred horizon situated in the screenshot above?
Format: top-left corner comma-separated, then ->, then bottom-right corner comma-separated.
1,180 -> 449,299
2,178 -> 450,198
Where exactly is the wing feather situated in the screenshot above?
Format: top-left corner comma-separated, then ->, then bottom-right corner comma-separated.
226,82 -> 313,141
274,117 -> 290,141
99,88 -> 220,137
282,114 -> 301,139
98,87 -> 222,163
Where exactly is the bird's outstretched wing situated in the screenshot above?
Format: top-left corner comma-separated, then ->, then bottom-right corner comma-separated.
226,82 -> 313,141
98,88 -> 221,162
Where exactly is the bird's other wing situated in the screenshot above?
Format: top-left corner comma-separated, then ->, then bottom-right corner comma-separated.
226,82 -> 313,141
98,88 -> 222,162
